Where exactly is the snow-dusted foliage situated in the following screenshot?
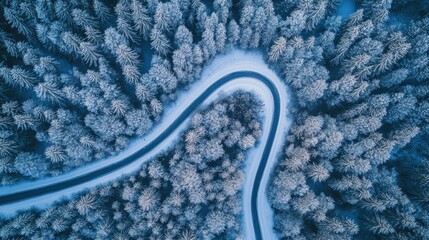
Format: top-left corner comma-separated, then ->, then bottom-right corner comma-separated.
266,0 -> 429,239
1,0 -> 429,239
0,91 -> 263,239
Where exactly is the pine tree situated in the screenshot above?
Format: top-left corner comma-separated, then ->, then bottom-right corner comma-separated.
226,20 -> 240,47
215,23 -> 227,52
72,9 -> 99,29
262,14 -> 279,47
206,210 -> 227,235
45,145 -> 67,163
35,81 -> 65,103
93,0 -> 113,24
35,56 -> 58,76
364,213 -> 395,235
274,212 -> 303,238
104,28 -> 127,53
1,101 -> 20,116
122,64 -> 141,85
269,37 -> 287,62
111,99 -> 129,117
62,32 -> 82,57
76,193 -> 98,216
131,0 -> 152,39
174,25 -> 193,47
307,164 -> 330,182
150,99 -> 163,116
306,0 -> 327,30
117,17 -> 138,43
280,10 -> 306,37
1,66 -> 36,89
0,139 -> 18,157
79,42 -> 101,67
150,28 -> 170,55
0,116 -> 13,130
138,188 -> 159,211
116,44 -> 139,66
3,7 -> 33,37
173,44 -> 194,82
292,191 -> 320,215
54,0 -> 73,25
125,109 -> 153,135
13,114 -> 39,131
0,156 -> 15,174
83,27 -> 103,47
284,146 -> 310,171
135,83 -> 154,102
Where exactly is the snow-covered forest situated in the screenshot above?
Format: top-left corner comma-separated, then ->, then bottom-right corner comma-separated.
0,91 -> 264,239
1,0 -> 429,239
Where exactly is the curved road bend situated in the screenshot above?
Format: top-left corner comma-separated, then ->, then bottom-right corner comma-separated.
0,71 -> 282,240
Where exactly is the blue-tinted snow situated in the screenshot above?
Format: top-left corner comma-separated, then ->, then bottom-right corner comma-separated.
336,0 -> 356,18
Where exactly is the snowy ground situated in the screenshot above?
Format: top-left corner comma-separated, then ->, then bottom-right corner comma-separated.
0,50 -> 291,240
336,0 -> 356,18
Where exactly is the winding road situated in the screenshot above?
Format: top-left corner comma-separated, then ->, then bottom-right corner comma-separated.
0,51 -> 290,240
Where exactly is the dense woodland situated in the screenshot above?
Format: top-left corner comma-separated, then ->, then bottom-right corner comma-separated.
1,0 -> 429,239
0,91 -> 263,239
